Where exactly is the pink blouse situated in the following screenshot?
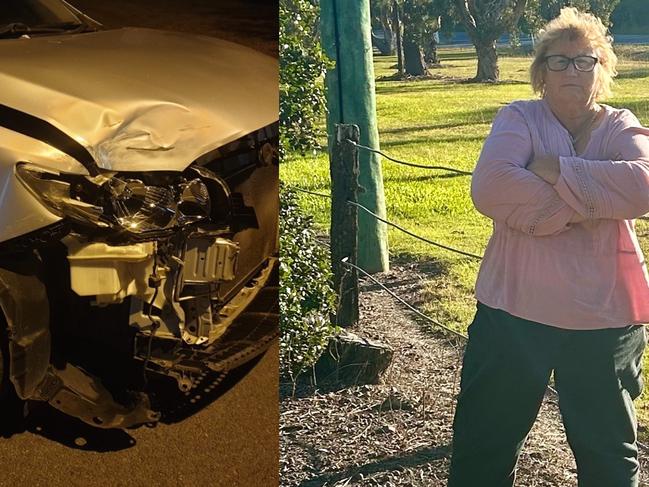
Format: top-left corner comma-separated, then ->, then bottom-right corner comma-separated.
472,99 -> 649,330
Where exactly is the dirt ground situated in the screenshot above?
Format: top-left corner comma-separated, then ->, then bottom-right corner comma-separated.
280,262 -> 649,486
70,0 -> 277,56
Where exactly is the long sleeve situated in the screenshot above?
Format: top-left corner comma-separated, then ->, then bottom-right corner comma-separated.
471,105 -> 577,236
553,112 -> 649,220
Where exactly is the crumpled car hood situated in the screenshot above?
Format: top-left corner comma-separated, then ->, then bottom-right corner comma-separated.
0,27 -> 278,172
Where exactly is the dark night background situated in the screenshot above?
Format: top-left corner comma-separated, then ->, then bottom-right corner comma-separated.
71,0 -> 278,57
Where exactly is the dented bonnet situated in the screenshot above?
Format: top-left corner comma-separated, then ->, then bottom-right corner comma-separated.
0,27 -> 279,172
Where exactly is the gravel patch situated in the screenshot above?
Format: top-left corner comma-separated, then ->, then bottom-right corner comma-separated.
280,262 -> 649,486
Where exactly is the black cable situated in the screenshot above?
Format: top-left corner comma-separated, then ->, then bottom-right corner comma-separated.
348,140 -> 473,175
347,200 -> 484,260
341,257 -> 467,341
292,187 -> 331,198
290,185 -> 483,260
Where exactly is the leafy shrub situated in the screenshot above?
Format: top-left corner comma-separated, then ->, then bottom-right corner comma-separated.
280,185 -> 337,379
280,0 -> 330,157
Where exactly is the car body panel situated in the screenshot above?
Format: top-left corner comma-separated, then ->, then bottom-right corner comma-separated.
0,263 -> 51,400
0,27 -> 278,173
0,127 -> 80,242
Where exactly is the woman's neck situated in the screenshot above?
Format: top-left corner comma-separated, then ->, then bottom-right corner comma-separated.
544,96 -> 599,136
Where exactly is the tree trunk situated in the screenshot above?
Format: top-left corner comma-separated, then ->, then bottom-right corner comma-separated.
403,38 -> 428,76
474,40 -> 499,81
392,0 -> 404,77
378,8 -> 394,55
453,0 -> 527,84
424,32 -> 439,65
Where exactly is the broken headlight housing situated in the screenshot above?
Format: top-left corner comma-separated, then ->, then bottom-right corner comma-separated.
16,162 -> 212,234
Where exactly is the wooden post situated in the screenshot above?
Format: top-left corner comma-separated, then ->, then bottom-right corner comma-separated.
320,0 -> 389,274
330,124 -> 359,327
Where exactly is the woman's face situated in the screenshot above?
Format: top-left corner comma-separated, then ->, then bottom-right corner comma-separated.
543,37 -> 599,108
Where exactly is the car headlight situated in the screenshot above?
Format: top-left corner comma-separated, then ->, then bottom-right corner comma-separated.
16,162 -> 211,233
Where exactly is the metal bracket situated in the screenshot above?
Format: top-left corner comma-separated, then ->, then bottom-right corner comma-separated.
33,364 -> 160,429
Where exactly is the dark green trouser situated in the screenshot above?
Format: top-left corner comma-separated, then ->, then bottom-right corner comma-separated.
448,303 -> 647,487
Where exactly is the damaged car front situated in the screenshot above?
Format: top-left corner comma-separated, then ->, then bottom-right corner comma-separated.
0,0 -> 279,428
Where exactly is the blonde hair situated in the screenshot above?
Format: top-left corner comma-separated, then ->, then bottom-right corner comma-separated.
530,7 -> 617,99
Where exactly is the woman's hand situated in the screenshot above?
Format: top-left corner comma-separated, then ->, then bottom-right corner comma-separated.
527,156 -> 561,185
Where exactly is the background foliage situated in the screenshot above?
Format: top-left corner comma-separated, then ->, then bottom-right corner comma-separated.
279,185 -> 338,379
611,0 -> 649,34
279,0 -> 329,156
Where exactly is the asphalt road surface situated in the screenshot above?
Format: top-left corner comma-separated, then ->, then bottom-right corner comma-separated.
0,341 -> 279,487
0,2 -> 279,486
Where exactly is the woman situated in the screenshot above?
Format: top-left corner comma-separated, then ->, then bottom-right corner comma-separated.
448,8 -> 649,487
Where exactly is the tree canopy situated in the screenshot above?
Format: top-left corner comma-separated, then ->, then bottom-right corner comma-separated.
610,0 -> 649,33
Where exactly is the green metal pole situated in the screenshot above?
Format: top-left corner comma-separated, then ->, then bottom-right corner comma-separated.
321,0 -> 389,274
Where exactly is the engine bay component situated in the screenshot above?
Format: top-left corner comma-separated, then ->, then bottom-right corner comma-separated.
183,237 -> 239,284
64,237 -> 156,304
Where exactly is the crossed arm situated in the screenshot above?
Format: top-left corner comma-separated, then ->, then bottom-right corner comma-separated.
471,105 -> 649,236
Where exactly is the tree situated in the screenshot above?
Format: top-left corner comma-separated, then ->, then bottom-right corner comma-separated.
522,0 -> 621,37
402,1 -> 430,75
423,16 -> 442,64
541,0 -> 619,26
393,1 -> 405,75
279,0 -> 330,157
369,0 -> 406,73
371,0 -> 396,55
380,0 -> 452,76
454,0 -> 528,82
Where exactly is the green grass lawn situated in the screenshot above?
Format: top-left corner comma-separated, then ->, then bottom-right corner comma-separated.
281,45 -> 649,427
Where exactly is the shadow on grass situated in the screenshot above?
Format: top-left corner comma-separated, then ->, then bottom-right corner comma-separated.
379,105 -> 499,134
376,74 -> 527,91
298,444 -> 451,487
459,78 -> 528,86
376,83 -> 455,95
615,47 -> 649,62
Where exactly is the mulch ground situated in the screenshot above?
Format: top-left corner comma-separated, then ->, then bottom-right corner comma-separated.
280,262 -> 649,486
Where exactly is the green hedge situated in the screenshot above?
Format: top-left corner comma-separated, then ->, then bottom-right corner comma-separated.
279,185 -> 338,380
